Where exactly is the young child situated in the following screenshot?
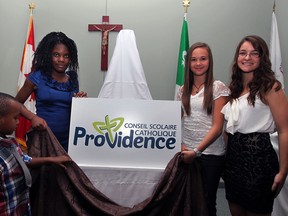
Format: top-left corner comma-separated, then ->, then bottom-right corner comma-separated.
0,92 -> 71,215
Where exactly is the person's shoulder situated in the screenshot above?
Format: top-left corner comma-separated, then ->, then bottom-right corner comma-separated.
265,81 -> 284,100
30,70 -> 42,75
29,70 -> 44,79
213,80 -> 227,86
213,80 -> 230,97
0,144 -> 13,163
272,81 -> 282,91
213,80 -> 227,90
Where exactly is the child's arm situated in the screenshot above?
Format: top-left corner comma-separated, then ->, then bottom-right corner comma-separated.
27,155 -> 71,169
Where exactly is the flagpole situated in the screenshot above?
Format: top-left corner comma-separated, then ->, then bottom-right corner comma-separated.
26,3 -> 35,44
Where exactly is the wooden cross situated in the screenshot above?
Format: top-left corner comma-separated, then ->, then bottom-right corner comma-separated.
88,16 -> 123,71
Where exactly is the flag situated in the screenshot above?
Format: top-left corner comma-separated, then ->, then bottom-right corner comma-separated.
174,13 -> 189,99
269,11 -> 284,89
270,9 -> 288,216
15,9 -> 36,152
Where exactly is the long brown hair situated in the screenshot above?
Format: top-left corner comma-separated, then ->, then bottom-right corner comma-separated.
229,35 -> 281,105
182,42 -> 214,115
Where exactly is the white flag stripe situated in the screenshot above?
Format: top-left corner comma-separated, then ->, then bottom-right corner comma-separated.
19,44 -> 34,83
270,11 -> 284,89
18,43 -> 36,113
174,86 -> 181,100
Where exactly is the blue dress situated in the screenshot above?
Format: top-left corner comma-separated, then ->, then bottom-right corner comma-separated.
29,70 -> 79,152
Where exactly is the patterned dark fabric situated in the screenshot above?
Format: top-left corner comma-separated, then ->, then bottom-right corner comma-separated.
223,132 -> 279,214
27,128 -> 208,216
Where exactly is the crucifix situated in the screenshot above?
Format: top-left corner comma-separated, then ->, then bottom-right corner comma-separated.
88,16 -> 123,71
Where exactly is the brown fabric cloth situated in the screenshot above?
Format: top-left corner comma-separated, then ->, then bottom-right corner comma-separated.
27,128 -> 208,216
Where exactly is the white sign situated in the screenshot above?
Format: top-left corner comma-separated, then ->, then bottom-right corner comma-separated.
68,98 -> 181,169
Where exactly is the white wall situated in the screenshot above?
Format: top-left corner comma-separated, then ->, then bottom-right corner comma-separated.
0,0 -> 287,99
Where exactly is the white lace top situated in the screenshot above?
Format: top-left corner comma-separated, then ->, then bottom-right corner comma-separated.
177,80 -> 230,156
221,93 -> 275,135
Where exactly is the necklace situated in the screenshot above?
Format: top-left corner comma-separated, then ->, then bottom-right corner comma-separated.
193,82 -> 205,93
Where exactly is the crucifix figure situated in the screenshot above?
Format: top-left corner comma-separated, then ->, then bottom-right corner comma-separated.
88,16 -> 123,71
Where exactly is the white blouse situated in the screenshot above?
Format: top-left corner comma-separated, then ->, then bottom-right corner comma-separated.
177,80 -> 230,156
221,93 -> 275,135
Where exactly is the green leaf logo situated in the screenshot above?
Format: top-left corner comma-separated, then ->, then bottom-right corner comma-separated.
92,115 -> 124,142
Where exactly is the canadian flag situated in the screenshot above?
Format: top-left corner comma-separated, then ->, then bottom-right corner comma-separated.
15,9 -> 36,152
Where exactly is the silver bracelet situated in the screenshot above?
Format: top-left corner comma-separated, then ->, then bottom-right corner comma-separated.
193,148 -> 202,157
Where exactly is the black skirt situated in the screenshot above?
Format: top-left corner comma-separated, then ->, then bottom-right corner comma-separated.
223,132 -> 279,214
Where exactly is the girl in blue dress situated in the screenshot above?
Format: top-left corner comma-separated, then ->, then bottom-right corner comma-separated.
16,32 -> 87,152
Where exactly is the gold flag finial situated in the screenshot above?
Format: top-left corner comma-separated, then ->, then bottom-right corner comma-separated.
29,3 -> 36,13
183,0 -> 190,13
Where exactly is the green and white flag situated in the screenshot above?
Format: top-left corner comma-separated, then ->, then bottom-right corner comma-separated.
175,13 -> 189,99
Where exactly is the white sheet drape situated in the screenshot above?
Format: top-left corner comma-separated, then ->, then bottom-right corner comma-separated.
98,29 -> 152,100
